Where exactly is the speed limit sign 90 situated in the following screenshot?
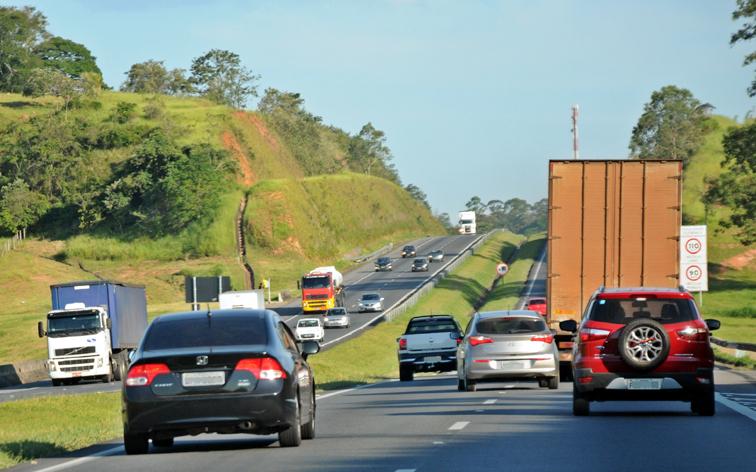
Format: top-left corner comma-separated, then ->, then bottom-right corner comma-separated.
496,263 -> 509,277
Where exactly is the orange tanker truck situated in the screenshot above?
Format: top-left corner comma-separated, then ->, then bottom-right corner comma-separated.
301,266 -> 344,313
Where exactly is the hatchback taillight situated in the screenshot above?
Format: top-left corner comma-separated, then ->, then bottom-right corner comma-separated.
469,336 -> 493,346
530,334 -> 554,343
125,363 -> 171,387
398,338 -> 407,350
235,357 -> 287,380
579,328 -> 610,342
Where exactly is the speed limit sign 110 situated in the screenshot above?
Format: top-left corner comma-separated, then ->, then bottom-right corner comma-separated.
680,225 -> 708,291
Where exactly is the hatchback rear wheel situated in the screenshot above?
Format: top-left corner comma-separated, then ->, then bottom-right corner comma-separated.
572,385 -> 589,416
691,387 -> 715,416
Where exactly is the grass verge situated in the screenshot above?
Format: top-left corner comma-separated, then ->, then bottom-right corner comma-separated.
713,347 -> 756,370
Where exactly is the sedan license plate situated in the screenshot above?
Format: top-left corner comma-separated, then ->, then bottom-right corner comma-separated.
424,356 -> 442,363
498,360 -> 527,370
182,371 -> 226,387
627,378 -> 662,390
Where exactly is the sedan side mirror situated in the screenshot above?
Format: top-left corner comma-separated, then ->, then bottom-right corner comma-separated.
37,321 -> 45,338
559,319 -> 578,333
301,340 -> 320,360
705,319 -> 721,331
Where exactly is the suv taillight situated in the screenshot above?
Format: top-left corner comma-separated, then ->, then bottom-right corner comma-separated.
469,336 -> 493,346
398,338 -> 407,350
235,357 -> 287,380
677,326 -> 708,341
531,334 -> 554,343
579,328 -> 610,342
125,363 -> 171,387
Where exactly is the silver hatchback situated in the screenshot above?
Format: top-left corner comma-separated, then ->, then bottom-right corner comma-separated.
457,310 -> 559,391
322,307 -> 350,328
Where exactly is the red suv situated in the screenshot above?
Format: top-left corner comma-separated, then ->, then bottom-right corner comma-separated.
560,287 -> 720,416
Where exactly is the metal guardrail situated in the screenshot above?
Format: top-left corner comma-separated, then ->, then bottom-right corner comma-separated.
352,243 -> 394,263
711,337 -> 756,353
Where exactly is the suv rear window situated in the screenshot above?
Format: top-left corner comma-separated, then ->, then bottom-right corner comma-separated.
588,298 -> 696,324
476,317 -> 547,334
406,318 -> 458,334
143,316 -> 267,350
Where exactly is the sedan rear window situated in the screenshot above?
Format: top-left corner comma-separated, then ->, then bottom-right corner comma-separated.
143,316 -> 267,350
406,318 -> 458,334
589,298 -> 696,324
476,317 -> 547,334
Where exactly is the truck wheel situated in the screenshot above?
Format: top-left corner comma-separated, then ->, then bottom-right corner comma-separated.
102,362 -> 114,383
399,365 -> 414,381
124,431 -> 149,455
51,379 -> 62,387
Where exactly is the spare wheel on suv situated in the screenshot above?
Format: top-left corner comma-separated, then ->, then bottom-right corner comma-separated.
618,318 -> 670,370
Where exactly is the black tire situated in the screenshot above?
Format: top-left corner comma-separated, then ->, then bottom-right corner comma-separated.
457,378 -> 465,391
464,377 -> 477,392
691,388 -> 715,416
573,384 -> 590,416
102,366 -> 114,383
152,437 -> 174,448
399,365 -> 414,382
114,353 -> 128,381
560,362 -> 573,382
301,393 -> 316,440
124,431 -> 149,455
278,397 -> 302,447
51,379 -> 62,387
618,318 -> 670,371
548,375 -> 559,390
538,378 -> 549,388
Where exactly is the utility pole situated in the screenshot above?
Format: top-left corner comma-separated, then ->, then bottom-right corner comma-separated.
571,104 -> 580,160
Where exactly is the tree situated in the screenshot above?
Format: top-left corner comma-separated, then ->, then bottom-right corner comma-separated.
23,68 -> 85,111
404,184 -> 430,209
731,0 -> 756,96
704,122 -> 756,245
347,123 -> 397,181
0,179 -> 49,234
190,49 -> 259,108
629,85 -> 711,166
121,60 -> 169,94
0,6 -> 48,92
33,36 -> 101,79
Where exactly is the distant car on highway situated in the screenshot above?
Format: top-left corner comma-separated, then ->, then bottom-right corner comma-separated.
428,250 -> 444,262
411,258 -> 429,272
457,310 -> 559,392
295,318 -> 325,342
322,307 -> 350,329
358,293 -> 384,312
401,245 -> 417,258
562,287 -> 720,416
122,309 -> 319,454
397,315 -> 462,381
374,256 -> 393,272
526,297 -> 547,316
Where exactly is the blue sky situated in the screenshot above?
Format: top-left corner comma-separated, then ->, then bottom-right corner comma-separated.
11,0 -> 755,217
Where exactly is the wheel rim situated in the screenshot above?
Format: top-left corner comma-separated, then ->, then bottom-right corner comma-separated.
625,326 -> 664,363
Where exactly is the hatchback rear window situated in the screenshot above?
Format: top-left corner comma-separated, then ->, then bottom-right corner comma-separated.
588,298 -> 696,324
143,315 -> 267,350
406,319 -> 458,334
476,317 -> 547,334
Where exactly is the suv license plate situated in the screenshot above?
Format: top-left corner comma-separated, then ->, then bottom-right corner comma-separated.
424,356 -> 442,363
182,371 -> 225,387
627,378 -> 662,390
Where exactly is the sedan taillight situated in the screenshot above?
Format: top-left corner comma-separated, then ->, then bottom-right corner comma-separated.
530,334 -> 554,343
235,357 -> 287,380
579,328 -> 610,342
125,363 -> 171,387
469,336 -> 493,346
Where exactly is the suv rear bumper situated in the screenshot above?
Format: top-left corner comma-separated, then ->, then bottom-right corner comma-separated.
574,369 -> 714,401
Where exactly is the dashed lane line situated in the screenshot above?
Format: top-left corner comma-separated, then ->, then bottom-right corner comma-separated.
483,399 -> 497,405
448,421 -> 470,431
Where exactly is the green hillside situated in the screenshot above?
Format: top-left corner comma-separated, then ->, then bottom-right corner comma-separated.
682,115 -> 755,341
0,92 -> 443,364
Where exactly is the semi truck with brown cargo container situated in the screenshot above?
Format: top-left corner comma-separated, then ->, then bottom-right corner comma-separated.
547,160 -> 682,377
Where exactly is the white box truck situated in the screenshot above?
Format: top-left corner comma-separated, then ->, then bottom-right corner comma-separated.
219,290 -> 266,309
458,211 -> 477,234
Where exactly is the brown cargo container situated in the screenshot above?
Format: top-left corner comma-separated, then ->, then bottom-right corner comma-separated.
547,160 -> 682,366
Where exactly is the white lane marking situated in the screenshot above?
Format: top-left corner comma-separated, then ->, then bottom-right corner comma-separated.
0,387 -> 39,394
395,469 -> 416,472
433,441 -> 445,445
448,421 -> 469,431
723,393 -> 756,397
475,409 -> 484,412
33,445 -> 122,472
518,245 -> 546,309
483,399 -> 497,405
717,393 -> 756,422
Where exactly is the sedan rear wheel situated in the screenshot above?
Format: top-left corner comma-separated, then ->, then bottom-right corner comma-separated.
301,393 -> 316,439
279,396 -> 302,447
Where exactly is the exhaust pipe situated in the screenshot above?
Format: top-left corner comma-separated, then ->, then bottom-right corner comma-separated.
239,421 -> 254,431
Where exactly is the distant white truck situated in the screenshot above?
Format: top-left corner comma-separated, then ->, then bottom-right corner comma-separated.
458,211 -> 477,234
219,290 -> 265,310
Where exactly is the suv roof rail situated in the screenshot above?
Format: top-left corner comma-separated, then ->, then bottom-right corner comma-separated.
598,285 -> 606,293
678,285 -> 688,293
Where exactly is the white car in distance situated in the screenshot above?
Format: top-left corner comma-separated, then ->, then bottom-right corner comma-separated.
295,318 -> 325,343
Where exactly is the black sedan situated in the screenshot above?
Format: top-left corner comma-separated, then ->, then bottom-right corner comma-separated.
122,309 -> 319,454
374,256 -> 393,271
411,258 -> 430,272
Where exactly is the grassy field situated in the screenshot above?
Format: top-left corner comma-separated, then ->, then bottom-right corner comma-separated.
0,230 -> 530,469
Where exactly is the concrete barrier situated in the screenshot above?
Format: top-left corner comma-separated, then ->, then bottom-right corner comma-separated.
0,360 -> 48,387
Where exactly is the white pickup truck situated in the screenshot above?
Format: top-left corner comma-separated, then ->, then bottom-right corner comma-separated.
295,318 -> 325,343
396,315 -> 463,381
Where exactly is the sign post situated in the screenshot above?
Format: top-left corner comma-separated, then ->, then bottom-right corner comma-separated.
680,225 -> 708,305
